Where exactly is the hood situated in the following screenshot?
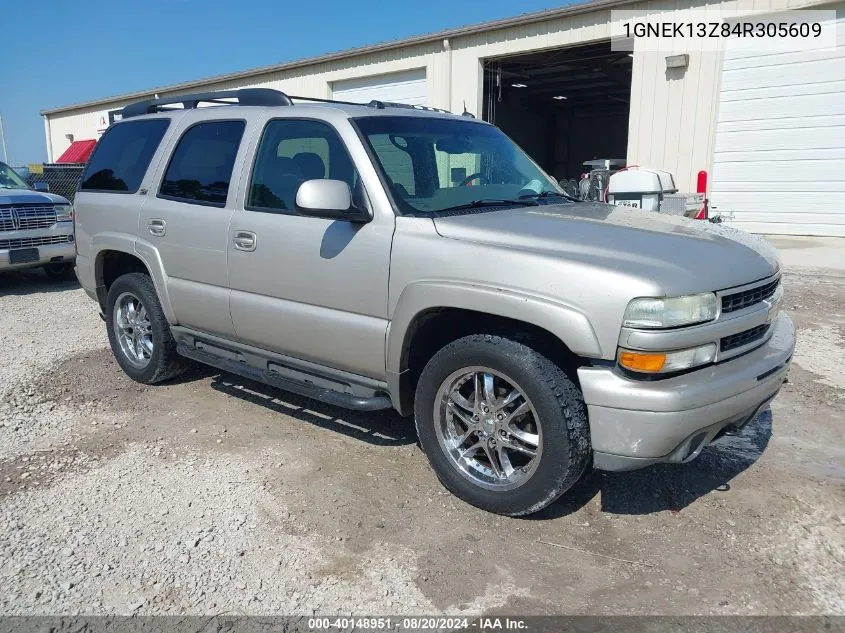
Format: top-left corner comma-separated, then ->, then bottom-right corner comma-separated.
432,202 -> 780,295
0,188 -> 70,205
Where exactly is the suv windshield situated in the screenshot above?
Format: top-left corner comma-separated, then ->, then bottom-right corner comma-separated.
354,116 -> 567,214
0,162 -> 30,190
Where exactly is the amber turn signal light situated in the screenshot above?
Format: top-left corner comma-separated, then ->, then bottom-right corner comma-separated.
618,351 -> 667,372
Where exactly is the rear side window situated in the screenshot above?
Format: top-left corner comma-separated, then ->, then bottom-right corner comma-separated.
159,120 -> 246,207
80,119 -> 170,193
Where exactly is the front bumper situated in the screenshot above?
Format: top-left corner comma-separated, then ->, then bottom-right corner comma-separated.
578,311 -> 795,471
0,238 -> 76,272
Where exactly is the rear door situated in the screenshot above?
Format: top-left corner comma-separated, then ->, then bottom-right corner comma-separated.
140,116 -> 248,336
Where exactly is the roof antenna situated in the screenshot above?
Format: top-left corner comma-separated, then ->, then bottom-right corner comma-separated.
461,100 -> 475,118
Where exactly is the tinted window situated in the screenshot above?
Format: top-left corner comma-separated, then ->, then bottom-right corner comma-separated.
367,134 -> 415,195
159,120 -> 245,207
80,119 -> 169,193
247,119 -> 359,213
355,116 -> 562,215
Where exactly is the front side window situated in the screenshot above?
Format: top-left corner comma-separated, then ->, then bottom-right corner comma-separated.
247,119 -> 359,213
80,119 -> 170,193
159,120 -> 245,207
354,116 -> 564,214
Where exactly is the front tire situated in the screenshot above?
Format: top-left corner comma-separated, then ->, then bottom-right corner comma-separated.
105,273 -> 186,384
414,334 -> 590,516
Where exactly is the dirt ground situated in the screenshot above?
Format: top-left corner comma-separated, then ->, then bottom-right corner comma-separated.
1,240 -> 843,616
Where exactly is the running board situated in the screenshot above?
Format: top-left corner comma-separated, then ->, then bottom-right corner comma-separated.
175,342 -> 392,412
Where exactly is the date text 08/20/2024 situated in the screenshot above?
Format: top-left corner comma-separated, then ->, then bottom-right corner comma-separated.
306,617 -> 529,631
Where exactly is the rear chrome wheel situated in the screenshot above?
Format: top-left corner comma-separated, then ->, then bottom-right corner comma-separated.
113,291 -> 153,369
435,367 -> 542,491
105,273 -> 186,384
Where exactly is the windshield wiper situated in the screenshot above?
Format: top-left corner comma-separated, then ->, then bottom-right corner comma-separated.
519,190 -> 576,202
438,198 -> 539,213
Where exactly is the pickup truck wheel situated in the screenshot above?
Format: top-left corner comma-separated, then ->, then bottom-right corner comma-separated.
414,334 -> 590,516
105,273 -> 186,384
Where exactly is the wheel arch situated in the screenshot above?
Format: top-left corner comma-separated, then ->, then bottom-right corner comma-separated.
92,236 -> 175,323
387,282 -> 602,416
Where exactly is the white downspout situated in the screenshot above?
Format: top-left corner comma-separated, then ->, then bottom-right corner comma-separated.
43,116 -> 54,163
443,38 -> 452,112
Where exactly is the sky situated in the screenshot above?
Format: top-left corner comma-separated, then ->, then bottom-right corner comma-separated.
0,0 -> 568,165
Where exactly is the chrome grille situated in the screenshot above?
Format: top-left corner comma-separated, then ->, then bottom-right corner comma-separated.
720,324 -> 769,352
16,206 -> 58,230
0,209 -> 14,231
722,278 -> 780,314
0,234 -> 72,250
0,205 -> 58,232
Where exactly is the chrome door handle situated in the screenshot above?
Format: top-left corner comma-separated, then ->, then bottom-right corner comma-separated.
148,219 -> 166,237
233,231 -> 257,252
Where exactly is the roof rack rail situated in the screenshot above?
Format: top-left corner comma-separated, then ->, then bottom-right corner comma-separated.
287,95 -> 374,107
291,94 -> 454,114
121,88 -> 461,119
366,100 -> 452,114
121,88 -> 293,118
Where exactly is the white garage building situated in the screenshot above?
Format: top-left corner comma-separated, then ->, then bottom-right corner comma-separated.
41,0 -> 844,236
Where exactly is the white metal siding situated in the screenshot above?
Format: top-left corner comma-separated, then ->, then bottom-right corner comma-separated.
624,0 -> 827,193
710,9 -> 845,236
330,69 -> 427,105
44,0 -> 834,198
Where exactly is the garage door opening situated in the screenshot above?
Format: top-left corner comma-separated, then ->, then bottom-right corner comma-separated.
483,41 -> 632,185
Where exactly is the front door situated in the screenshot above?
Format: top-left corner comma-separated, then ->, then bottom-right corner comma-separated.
140,117 -> 248,337
227,117 -> 393,380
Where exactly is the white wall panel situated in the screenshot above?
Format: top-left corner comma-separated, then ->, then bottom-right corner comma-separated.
711,8 -> 845,236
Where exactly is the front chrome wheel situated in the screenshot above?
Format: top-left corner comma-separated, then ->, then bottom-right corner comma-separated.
434,367 -> 542,491
113,291 -> 153,369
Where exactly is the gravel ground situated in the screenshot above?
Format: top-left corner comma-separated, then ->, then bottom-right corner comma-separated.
0,248 -> 843,616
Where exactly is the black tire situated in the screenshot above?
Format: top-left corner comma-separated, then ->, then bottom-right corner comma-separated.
105,272 -> 186,384
414,334 -> 591,516
43,262 -> 75,281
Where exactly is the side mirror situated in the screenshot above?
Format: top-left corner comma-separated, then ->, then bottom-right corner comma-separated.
295,179 -> 371,223
33,181 -> 50,192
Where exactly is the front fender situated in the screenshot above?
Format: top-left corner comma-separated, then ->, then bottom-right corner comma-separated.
387,280 -> 602,375
385,280 -> 602,415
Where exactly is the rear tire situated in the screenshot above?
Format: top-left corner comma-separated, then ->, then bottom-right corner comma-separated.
414,334 -> 590,516
106,273 -> 186,384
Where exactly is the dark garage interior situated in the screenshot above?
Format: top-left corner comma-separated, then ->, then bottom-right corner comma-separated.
483,41 -> 633,183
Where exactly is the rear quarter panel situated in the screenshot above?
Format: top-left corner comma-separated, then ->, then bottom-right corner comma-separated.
74,113 -> 183,315
74,191 -> 143,291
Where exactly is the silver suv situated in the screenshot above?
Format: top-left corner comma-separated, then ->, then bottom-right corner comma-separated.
74,88 -> 795,516
1,161 -> 76,279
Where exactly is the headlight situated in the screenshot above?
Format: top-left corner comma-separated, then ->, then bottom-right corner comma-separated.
623,293 -> 718,329
618,343 -> 717,374
55,204 -> 74,222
